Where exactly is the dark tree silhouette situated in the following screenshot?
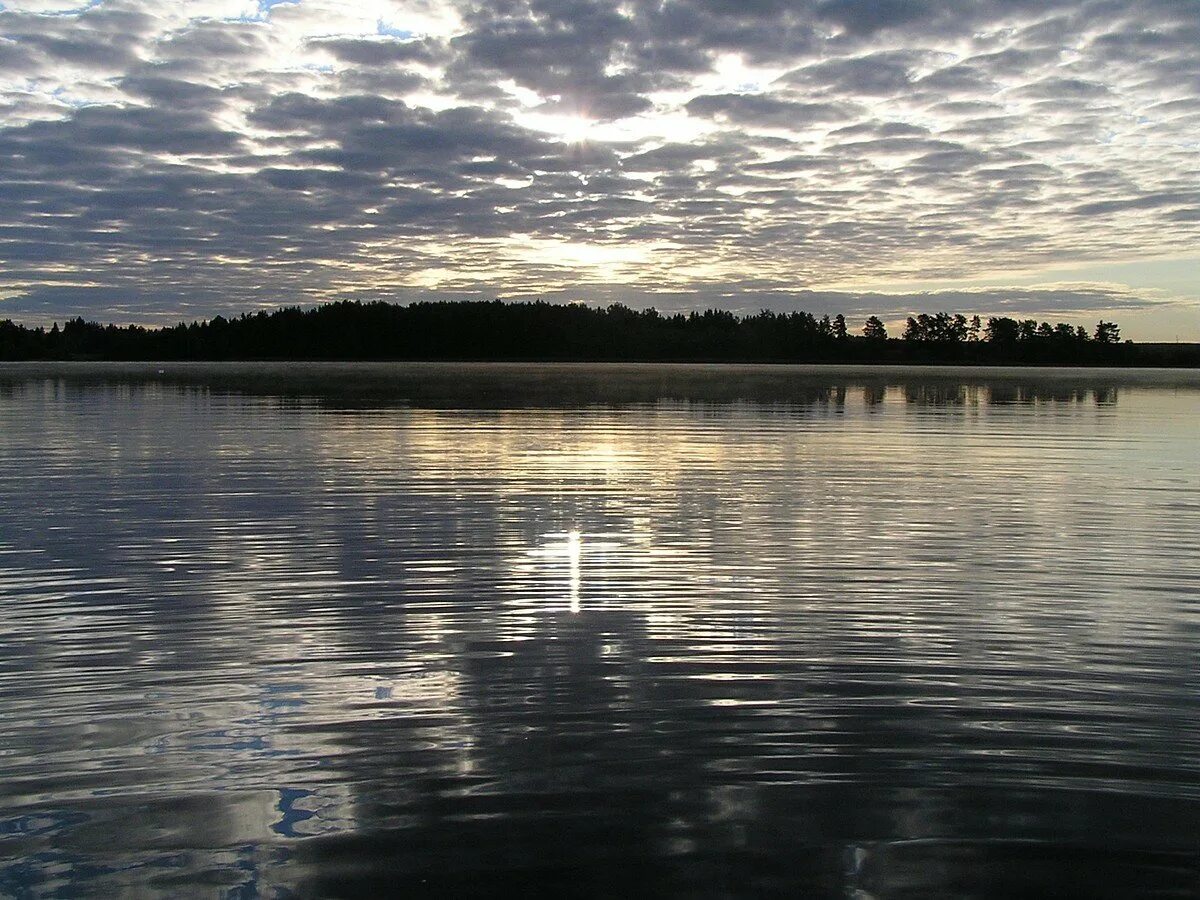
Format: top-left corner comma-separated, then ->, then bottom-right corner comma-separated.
862,316 -> 888,341
0,300 -> 1181,365
904,312 -> 968,343
968,315 -> 982,342
986,317 -> 1020,344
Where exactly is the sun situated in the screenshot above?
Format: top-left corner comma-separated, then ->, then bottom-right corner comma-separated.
523,111 -> 595,145
554,114 -> 594,145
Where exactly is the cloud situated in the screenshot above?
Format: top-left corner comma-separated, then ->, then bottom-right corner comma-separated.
685,92 -> 853,127
813,0 -> 935,36
307,35 -> 444,66
1071,191 -> 1200,217
0,0 -> 1195,338
779,50 -> 921,95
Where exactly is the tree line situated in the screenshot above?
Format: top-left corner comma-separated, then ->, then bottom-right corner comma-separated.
896,311 -> 1121,346
0,300 -> 1193,365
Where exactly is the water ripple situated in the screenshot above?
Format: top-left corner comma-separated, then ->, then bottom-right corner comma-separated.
0,364 -> 1198,896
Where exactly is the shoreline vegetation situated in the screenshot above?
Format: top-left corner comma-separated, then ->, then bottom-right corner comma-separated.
2,300 -> 1198,366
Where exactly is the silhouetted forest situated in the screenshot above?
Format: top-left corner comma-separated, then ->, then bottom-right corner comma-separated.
1,300 -> 1197,366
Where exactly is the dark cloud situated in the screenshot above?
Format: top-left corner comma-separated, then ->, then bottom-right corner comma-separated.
622,139 -> 752,171
120,72 -> 228,110
303,104 -> 557,171
913,63 -> 997,96
1071,191 -> 1200,217
779,51 -> 920,95
337,67 -> 429,97
813,0 -> 935,36
446,0 -> 658,120
0,37 -> 38,73
829,120 -> 928,138
1015,77 -> 1112,101
828,136 -> 966,157
307,36 -> 445,66
686,93 -> 852,127
0,3 -> 158,72
154,20 -> 270,62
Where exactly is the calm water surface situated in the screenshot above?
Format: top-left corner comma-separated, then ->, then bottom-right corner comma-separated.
1,363 -> 1198,898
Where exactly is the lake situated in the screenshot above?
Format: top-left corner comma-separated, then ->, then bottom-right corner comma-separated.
1,363 -> 1198,897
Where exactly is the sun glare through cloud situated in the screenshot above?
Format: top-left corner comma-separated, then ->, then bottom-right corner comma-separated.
541,113 -> 597,145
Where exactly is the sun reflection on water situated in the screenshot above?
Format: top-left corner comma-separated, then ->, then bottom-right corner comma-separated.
527,529 -> 586,614
567,529 -> 582,614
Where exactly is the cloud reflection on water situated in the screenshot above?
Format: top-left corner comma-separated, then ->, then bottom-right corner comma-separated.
0,364 -> 1197,895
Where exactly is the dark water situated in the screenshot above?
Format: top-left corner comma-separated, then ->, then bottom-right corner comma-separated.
1,363 -> 1198,898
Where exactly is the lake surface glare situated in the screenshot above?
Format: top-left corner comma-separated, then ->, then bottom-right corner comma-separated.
1,363 -> 1198,898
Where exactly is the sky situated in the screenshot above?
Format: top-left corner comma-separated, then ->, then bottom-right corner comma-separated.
0,0 -> 1197,339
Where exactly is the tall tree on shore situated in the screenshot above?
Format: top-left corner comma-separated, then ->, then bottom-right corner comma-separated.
904,312 -> 969,343
862,316 -> 887,340
985,317 -> 1020,343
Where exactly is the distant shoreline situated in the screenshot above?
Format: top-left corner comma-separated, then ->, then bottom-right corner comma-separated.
4,300 -> 1199,368
5,360 -> 1199,384
4,357 -> 1200,370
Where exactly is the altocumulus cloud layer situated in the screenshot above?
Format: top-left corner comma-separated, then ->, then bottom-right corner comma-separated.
1,0 -> 1198,334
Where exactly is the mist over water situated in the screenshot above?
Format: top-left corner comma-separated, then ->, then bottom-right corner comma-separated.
1,364 -> 1198,897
